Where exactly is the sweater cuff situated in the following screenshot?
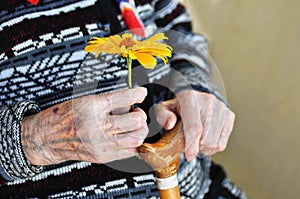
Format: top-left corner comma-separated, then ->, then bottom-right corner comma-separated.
0,101 -> 43,181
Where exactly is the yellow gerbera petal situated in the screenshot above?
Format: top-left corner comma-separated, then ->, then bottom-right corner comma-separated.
108,35 -> 122,46
84,37 -> 108,53
146,33 -> 168,42
128,52 -> 137,59
135,53 -> 157,69
136,48 -> 172,57
87,37 -> 107,44
122,33 -> 133,39
133,43 -> 171,51
155,54 -> 169,65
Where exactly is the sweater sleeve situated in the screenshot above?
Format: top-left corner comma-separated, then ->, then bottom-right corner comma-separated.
153,0 -> 227,104
0,101 -> 43,182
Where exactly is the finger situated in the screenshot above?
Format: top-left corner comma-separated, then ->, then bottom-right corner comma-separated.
198,147 -> 215,156
155,102 -> 177,130
78,140 -> 137,163
217,110 -> 235,152
178,93 -> 203,162
199,97 -> 227,152
90,148 -> 137,163
105,108 -> 147,135
110,106 -> 130,115
103,87 -> 147,110
111,126 -> 149,149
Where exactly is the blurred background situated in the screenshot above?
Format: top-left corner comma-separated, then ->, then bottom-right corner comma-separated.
185,1 -> 300,198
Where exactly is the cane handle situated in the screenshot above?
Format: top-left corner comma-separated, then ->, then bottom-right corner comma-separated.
138,121 -> 184,199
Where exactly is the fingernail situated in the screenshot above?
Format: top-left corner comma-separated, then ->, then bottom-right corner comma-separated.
136,87 -> 147,95
165,120 -> 171,130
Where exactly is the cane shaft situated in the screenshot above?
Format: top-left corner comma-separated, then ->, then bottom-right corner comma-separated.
159,186 -> 180,199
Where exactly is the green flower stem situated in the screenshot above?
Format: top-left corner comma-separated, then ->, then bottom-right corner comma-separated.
126,57 -> 132,89
126,58 -> 143,159
126,57 -> 134,111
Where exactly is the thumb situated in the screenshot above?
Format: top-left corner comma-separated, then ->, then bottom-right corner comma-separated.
156,103 -> 177,130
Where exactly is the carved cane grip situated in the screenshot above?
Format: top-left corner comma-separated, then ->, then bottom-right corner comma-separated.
138,122 -> 184,199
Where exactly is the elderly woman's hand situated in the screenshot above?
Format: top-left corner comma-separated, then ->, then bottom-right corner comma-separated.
156,90 -> 235,161
21,87 -> 148,165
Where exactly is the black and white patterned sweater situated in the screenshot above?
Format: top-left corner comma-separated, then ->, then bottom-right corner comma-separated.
0,0 -> 224,198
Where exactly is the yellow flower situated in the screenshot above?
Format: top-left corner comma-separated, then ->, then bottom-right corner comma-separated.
85,33 -> 172,69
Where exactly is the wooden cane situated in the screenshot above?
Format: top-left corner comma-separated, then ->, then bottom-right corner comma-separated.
138,122 -> 184,199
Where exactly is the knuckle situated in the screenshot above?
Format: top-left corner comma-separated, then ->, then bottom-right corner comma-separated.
200,139 -> 214,149
199,136 -> 207,146
139,111 -> 147,122
230,111 -> 236,121
190,133 -> 201,143
132,114 -> 146,128
104,93 -> 114,108
203,117 -> 213,129
128,137 -> 143,147
217,143 -> 227,152
202,92 -> 212,101
187,149 -> 198,157
184,92 -> 194,99
101,117 -> 114,132
185,123 -> 202,136
132,115 -> 142,127
199,140 -> 206,147
131,129 -> 148,147
134,138 -> 144,147
108,136 -> 120,147
140,126 -> 149,137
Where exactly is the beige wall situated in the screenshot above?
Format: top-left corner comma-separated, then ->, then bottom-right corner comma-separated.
185,1 -> 300,199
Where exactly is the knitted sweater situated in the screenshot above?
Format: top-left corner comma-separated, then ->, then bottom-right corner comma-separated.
0,0 -> 222,198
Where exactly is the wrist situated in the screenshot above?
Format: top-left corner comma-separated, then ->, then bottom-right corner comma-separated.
21,115 -> 44,166
21,100 -> 76,165
0,101 -> 43,180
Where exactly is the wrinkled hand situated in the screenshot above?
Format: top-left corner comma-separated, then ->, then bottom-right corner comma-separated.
21,87 -> 148,165
156,90 -> 235,161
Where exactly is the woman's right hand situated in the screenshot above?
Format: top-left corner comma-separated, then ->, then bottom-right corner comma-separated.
21,87 -> 148,166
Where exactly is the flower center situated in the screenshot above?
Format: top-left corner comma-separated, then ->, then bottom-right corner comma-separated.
119,38 -> 137,48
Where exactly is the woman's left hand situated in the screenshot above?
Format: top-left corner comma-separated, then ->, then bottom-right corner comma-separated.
155,90 -> 235,161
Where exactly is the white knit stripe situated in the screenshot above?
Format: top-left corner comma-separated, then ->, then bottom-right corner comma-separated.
133,174 -> 156,188
152,0 -> 178,20
47,176 -> 157,198
222,179 -> 248,199
136,3 -> 154,20
148,64 -> 171,83
12,27 -> 83,57
7,161 -> 92,185
147,63 -> 170,78
0,53 -> 7,62
0,0 -> 98,32
0,0 -> 79,24
0,23 -> 103,63
159,11 -> 191,33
